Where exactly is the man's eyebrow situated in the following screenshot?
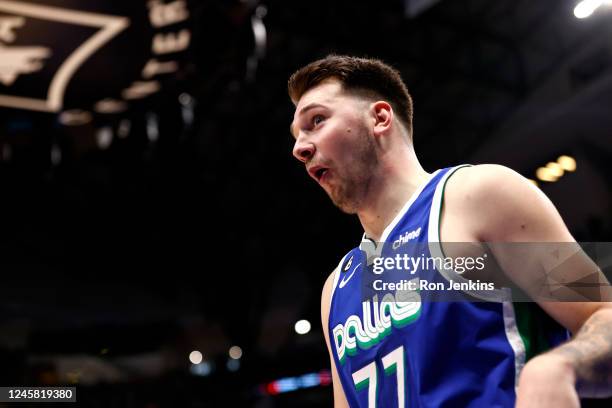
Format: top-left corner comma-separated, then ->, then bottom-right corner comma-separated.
289,103 -> 327,138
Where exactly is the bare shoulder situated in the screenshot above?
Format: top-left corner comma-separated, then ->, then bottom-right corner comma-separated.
445,164 -> 531,199
320,266 -> 351,408
444,164 -> 572,241
321,267 -> 338,334
322,268 -> 337,295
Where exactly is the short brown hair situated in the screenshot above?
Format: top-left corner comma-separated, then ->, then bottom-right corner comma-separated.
288,55 -> 414,137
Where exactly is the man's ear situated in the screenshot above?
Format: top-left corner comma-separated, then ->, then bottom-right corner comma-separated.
370,101 -> 393,136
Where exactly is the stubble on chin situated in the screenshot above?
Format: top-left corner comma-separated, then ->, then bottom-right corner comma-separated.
330,187 -> 359,214
327,126 -> 377,214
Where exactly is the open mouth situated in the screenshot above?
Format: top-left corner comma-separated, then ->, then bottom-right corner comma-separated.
308,165 -> 329,183
315,168 -> 328,181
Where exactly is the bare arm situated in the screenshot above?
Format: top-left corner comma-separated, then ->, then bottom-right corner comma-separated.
553,307 -> 612,397
448,164 -> 612,402
321,269 -> 350,408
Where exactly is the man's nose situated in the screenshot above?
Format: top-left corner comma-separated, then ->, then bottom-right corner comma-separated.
292,138 -> 315,163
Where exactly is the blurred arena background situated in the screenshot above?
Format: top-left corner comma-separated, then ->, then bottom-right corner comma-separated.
0,0 -> 611,406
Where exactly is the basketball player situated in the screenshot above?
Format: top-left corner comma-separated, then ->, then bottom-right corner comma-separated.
288,55 -> 612,407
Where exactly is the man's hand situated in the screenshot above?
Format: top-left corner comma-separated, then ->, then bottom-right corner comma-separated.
516,354 -> 580,408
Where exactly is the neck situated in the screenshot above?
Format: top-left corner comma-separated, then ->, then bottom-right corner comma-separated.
357,145 -> 429,242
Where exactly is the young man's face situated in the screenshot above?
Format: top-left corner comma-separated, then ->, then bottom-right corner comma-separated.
291,79 -> 377,213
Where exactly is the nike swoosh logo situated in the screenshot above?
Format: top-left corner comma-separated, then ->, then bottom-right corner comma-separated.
339,263 -> 361,289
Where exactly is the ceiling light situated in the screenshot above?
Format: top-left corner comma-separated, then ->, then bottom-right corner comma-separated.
545,162 -> 564,178
295,319 -> 311,335
574,0 -> 603,19
229,346 -> 243,360
536,167 -> 558,182
189,350 -> 202,365
557,155 -> 577,172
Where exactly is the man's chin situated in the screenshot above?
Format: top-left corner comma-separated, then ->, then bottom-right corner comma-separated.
336,205 -> 358,215
329,194 -> 359,214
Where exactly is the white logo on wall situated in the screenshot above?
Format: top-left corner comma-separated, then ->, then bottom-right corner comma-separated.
0,0 -> 191,113
0,16 -> 51,86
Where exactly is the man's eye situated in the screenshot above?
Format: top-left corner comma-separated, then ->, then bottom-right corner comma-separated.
312,115 -> 325,126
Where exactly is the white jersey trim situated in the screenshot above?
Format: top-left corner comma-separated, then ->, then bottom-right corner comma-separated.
329,253 -> 348,311
427,164 -> 525,393
427,164 -> 510,302
503,301 -> 527,393
359,169 -> 441,256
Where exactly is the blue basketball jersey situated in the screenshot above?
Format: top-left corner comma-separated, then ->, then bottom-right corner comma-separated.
327,165 -> 569,408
